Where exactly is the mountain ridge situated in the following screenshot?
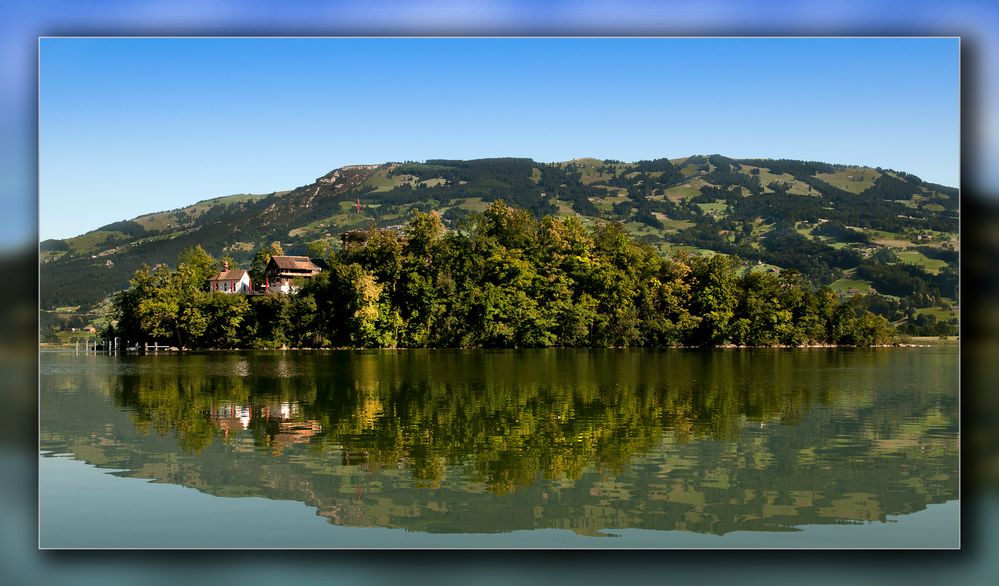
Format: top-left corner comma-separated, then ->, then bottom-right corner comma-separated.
40,154 -> 959,336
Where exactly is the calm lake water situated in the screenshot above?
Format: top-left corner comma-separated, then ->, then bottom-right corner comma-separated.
39,347 -> 959,548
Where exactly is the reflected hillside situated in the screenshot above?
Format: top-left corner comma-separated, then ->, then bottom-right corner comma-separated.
40,349 -> 958,535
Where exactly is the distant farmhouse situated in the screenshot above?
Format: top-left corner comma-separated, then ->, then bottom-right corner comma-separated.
264,255 -> 322,294
208,261 -> 252,294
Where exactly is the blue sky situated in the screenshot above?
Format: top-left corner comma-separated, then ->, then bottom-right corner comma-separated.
3,1 -> 997,248
38,36 -> 958,240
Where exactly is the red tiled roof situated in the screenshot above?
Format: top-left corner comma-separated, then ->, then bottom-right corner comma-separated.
208,269 -> 249,282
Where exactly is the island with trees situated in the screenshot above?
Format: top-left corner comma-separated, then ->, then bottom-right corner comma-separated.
101,201 -> 897,349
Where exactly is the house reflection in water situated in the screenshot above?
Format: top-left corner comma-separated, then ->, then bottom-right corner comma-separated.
210,403 -> 254,438
209,401 -> 322,454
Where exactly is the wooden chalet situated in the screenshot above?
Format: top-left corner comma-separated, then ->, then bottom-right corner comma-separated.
265,255 -> 322,294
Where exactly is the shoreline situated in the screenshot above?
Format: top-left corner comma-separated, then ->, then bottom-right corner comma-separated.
39,338 -> 958,352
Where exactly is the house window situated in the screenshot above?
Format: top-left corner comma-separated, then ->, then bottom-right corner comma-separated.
224,282 -> 228,292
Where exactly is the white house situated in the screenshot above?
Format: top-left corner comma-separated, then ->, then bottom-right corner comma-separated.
207,261 -> 252,294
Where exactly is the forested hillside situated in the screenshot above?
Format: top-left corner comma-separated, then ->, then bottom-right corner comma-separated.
40,156 -> 959,338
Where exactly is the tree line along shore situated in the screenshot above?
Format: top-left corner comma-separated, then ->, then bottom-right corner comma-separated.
101,201 -> 899,350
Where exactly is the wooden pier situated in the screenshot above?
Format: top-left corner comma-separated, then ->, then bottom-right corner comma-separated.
76,337 -> 178,354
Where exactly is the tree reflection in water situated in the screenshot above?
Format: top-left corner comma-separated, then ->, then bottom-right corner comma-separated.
40,348 -> 958,535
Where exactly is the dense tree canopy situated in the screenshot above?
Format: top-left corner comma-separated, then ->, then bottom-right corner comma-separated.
104,203 -> 896,348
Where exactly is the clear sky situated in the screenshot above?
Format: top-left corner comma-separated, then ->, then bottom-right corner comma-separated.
39,37 -> 958,240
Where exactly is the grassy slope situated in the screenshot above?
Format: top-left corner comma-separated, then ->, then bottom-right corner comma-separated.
815,167 -> 877,194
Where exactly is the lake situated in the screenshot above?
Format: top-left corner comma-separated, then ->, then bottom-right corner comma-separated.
39,347 -> 959,548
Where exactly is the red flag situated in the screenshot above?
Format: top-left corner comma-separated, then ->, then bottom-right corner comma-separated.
355,197 -> 361,213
